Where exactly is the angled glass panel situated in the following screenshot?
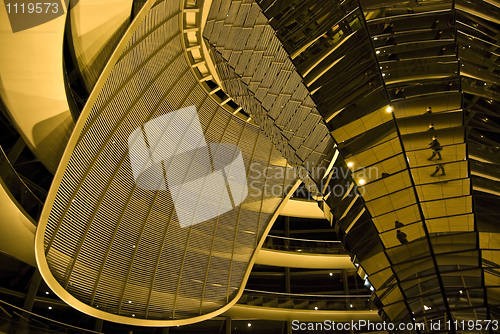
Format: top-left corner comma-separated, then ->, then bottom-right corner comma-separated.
361,169 -> 413,201
406,145 -> 466,169
416,178 -> 470,202
372,204 -> 421,233
426,213 -> 474,234
421,196 -> 473,219
365,187 -> 416,217
344,134 -> 401,167
380,220 -> 425,249
392,92 -> 461,118
396,110 -> 463,135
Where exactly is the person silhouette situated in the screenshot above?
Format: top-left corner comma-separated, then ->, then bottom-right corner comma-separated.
431,164 -> 446,177
428,135 -> 442,160
397,230 -> 408,244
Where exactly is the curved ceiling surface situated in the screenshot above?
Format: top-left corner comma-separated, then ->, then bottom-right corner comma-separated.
0,2 -> 74,173
35,0 -> 297,325
68,0 -> 134,92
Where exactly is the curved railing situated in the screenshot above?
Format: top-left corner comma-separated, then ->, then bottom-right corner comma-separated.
0,145 -> 43,222
0,299 -> 99,334
263,235 -> 347,255
238,289 -> 374,311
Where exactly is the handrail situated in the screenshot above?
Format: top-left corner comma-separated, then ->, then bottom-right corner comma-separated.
0,146 -> 43,205
0,145 -> 43,222
0,299 -> 101,334
263,235 -> 347,255
267,235 -> 342,243
243,289 -> 371,298
238,289 -> 374,311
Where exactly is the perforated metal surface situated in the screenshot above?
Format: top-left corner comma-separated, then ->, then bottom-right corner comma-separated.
36,0 -> 296,324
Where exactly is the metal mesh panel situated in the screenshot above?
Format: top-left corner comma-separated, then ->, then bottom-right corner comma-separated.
39,0 -> 295,322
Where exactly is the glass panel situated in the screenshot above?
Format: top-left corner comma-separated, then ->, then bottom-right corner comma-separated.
372,204 -> 421,233
365,187 -> 416,217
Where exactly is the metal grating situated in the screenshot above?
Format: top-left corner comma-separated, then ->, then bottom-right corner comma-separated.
37,0 -> 296,324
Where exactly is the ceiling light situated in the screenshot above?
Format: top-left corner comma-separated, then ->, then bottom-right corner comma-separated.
128,301 -> 132,303
347,162 -> 354,167
350,304 -> 353,308
424,305 -> 431,310
359,179 -> 366,185
297,249 -> 302,252
248,323 -> 251,327
376,50 -> 380,54
48,306 -> 52,310
132,314 -> 135,317
382,73 -> 386,76
315,307 -> 318,310
45,292 -> 49,295
374,37 -> 378,40
459,290 -> 463,294
329,272 -> 333,276
386,106 -> 392,112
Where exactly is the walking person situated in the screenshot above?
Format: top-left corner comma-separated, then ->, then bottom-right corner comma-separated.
428,135 -> 442,160
431,164 -> 446,177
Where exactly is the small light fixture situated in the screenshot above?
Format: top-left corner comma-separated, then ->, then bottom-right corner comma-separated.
382,73 -> 386,76
374,37 -> 378,40
248,323 -> 251,327
48,307 -> 52,310
128,301 -> 132,304
424,305 -> 431,311
359,179 -> 366,185
45,292 -> 49,295
386,106 -> 393,112
376,50 -> 380,54
350,304 -> 353,308
297,249 -> 302,252
132,314 -> 135,317
329,273 -> 333,276
314,307 -> 318,310
459,290 -> 463,294
347,162 -> 354,168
